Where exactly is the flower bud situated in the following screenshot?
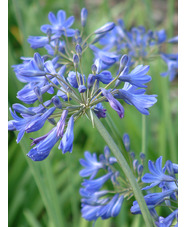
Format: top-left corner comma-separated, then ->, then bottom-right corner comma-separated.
91,64 -> 97,74
78,85 -> 87,93
52,95 -> 62,109
140,152 -> 146,161
94,58 -> 102,74
81,8 -> 88,27
137,164 -> 144,177
94,22 -> 115,34
119,55 -> 129,72
133,159 -> 139,171
104,146 -> 110,159
75,44 -> 82,56
123,133 -> 130,152
34,53 -> 44,71
73,54 -> 79,69
57,110 -> 68,138
130,151 -> 135,160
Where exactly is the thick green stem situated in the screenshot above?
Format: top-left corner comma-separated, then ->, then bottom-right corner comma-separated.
91,111 -> 155,226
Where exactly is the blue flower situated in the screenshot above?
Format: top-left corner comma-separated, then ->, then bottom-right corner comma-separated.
93,103 -> 107,119
17,84 -> 51,104
27,127 -> 59,161
81,8 -> 88,27
89,45 -> 120,69
27,110 -> 68,161
97,194 -> 124,219
8,106 -> 55,143
27,36 -> 49,49
67,71 -> 86,88
79,151 -> 104,179
25,107 -> 56,133
167,36 -> 178,43
80,191 -> 123,221
87,70 -> 113,89
94,22 -> 115,35
52,95 -> 63,109
123,133 -> 130,152
12,103 -> 35,115
82,172 -> 113,193
141,156 -> 176,190
116,83 -> 157,115
130,189 -> 175,214
101,88 -> 124,118
160,53 -> 178,81
155,209 -> 178,227
40,10 -> 75,37
118,65 -> 151,88
45,40 -> 65,56
58,115 -> 74,153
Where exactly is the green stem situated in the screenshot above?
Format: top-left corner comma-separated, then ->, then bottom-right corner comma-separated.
91,111 -> 155,227
141,115 -> 146,155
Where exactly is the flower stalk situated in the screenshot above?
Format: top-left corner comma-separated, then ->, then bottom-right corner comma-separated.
91,111 -> 155,227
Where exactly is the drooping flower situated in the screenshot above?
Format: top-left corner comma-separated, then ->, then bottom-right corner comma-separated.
101,88 -> 124,118
58,115 -> 74,154
116,83 -> 157,115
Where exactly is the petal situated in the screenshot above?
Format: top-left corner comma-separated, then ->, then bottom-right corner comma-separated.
48,12 -> 57,25
40,24 -> 52,33
63,16 -> 75,28
57,10 -> 66,24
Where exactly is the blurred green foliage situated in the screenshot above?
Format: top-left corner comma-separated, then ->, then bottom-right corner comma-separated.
8,0 -> 178,226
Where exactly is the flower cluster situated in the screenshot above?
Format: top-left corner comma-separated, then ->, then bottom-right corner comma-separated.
131,156 -> 178,227
96,19 -> 178,81
79,134 -> 146,222
8,8 -> 157,161
80,133 -> 178,226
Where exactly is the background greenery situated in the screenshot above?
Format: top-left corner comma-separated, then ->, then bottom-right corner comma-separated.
8,0 -> 178,226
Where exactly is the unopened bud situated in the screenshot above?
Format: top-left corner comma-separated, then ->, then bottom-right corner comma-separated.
137,164 -> 144,177
73,54 -> 79,69
133,159 -> 139,171
81,8 -> 88,27
75,44 -> 82,56
91,64 -> 97,74
119,55 -> 129,72
123,133 -> 130,152
52,95 -> 62,109
94,22 -> 115,34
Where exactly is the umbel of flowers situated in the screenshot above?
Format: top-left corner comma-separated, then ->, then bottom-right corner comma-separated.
79,134 -> 178,226
8,8 -> 157,161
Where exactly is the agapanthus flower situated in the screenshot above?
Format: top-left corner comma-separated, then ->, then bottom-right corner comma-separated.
8,8 -> 157,161
141,156 -> 175,190
79,140 -> 146,223
131,156 -> 178,226
160,53 -> 178,81
79,146 -> 124,222
98,19 -> 178,81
